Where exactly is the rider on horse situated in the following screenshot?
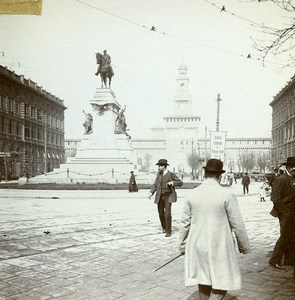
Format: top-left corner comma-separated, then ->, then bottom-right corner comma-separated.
95,50 -> 114,77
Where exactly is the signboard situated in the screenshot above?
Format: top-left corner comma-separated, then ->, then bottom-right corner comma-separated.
210,131 -> 226,161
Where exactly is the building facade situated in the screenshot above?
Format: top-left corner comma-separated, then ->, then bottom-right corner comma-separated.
65,136 -> 271,174
0,65 -> 66,180
270,74 -> 295,166
199,137 -> 271,173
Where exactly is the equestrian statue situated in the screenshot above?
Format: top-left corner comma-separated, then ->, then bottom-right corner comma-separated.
95,50 -> 114,89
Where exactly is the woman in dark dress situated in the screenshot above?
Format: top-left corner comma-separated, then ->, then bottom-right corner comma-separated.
129,171 -> 138,192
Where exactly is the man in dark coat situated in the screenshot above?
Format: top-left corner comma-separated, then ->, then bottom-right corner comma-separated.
128,171 -> 138,192
269,157 -> 295,278
241,172 -> 250,194
148,159 -> 183,237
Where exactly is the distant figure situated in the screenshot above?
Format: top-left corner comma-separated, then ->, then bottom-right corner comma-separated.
234,173 -> 238,184
128,171 -> 138,192
228,173 -> 234,186
259,181 -> 270,202
241,172 -> 250,194
83,110 -> 93,134
95,50 -> 114,88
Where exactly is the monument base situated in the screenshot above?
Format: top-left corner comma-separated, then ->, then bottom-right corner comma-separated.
29,88 -> 137,184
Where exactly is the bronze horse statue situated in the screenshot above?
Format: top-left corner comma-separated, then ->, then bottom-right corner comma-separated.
95,53 -> 114,89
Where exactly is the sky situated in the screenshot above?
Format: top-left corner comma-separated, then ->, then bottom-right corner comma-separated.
1,0 -> 294,140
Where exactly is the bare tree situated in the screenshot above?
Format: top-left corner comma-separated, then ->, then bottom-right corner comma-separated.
251,0 -> 295,67
240,152 -> 256,172
256,151 -> 271,172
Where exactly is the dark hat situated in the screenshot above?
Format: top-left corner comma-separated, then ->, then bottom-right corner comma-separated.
282,157 -> 295,167
203,159 -> 225,174
156,159 -> 169,166
130,171 -> 134,173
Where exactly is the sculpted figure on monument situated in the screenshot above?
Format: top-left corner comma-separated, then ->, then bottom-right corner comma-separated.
116,105 -> 127,133
83,110 -> 93,134
95,50 -> 114,89
115,105 -> 131,139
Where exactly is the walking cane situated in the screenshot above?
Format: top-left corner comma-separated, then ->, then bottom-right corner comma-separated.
153,253 -> 182,272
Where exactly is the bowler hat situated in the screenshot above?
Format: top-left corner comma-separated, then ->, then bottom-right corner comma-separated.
203,158 -> 225,174
156,159 -> 169,166
282,157 -> 295,167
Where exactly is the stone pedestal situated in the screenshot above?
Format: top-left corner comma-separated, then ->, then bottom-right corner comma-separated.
65,88 -> 135,177
28,88 -> 136,184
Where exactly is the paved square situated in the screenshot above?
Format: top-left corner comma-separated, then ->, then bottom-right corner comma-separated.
0,182 -> 294,299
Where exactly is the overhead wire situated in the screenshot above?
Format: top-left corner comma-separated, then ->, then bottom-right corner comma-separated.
204,0 -> 278,31
75,0 -> 287,68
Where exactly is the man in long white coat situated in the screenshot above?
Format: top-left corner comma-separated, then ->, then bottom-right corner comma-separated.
179,159 -> 251,300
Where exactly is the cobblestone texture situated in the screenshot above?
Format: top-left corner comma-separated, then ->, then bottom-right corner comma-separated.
0,182 -> 294,299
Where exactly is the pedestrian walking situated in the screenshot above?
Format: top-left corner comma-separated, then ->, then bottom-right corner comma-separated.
269,157 -> 295,275
259,181 -> 270,202
234,173 -> 238,184
128,171 -> 138,192
241,172 -> 250,194
179,158 -> 251,299
148,159 -> 183,237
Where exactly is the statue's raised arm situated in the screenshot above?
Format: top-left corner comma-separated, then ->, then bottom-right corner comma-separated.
82,110 -> 93,134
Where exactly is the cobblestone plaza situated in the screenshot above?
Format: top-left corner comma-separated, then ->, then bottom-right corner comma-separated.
0,182 -> 294,299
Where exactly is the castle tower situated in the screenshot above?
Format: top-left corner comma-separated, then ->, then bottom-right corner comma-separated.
173,64 -> 192,115
164,64 -> 200,141
164,65 -> 201,172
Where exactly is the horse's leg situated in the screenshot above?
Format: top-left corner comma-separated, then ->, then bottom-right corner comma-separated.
102,73 -> 107,88
100,74 -> 104,88
108,74 -> 112,89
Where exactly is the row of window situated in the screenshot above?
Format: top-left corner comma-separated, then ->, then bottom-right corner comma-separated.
0,96 -> 64,130
0,116 -> 64,146
165,118 -> 199,122
273,126 -> 295,144
272,93 -> 295,127
66,141 -> 79,145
